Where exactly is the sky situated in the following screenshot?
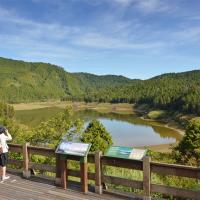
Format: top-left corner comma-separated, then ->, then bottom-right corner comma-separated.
0,0 -> 200,79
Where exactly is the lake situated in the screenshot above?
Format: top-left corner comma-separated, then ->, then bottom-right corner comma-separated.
15,107 -> 182,147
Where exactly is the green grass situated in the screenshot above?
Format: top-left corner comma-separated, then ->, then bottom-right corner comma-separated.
147,110 -> 167,120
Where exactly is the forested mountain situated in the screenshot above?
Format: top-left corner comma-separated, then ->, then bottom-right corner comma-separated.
0,57 -> 132,102
87,70 -> 200,114
0,57 -> 200,115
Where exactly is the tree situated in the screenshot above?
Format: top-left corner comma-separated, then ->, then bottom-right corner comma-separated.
0,102 -> 14,119
173,118 -> 200,166
30,106 -> 83,148
81,119 -> 113,153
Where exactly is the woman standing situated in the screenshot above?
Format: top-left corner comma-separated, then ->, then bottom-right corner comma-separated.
0,126 -> 12,182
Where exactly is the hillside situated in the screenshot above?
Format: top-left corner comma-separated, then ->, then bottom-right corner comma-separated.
0,57 -> 132,102
0,57 -> 200,115
88,70 -> 200,114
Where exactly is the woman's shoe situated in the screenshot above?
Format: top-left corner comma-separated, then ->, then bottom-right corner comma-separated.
2,176 -> 10,181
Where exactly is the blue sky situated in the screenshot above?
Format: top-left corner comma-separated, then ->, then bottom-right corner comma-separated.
0,0 -> 200,79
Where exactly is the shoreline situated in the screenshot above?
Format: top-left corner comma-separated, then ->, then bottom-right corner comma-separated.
139,116 -> 185,136
12,101 -> 134,112
12,101 -> 185,153
140,142 -> 177,153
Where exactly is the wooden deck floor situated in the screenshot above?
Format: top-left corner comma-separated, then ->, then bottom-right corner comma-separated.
0,173 -> 139,200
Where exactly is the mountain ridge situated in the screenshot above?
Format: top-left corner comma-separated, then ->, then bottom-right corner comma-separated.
0,57 -> 200,115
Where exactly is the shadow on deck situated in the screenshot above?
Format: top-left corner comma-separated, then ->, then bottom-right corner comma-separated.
0,172 -> 141,200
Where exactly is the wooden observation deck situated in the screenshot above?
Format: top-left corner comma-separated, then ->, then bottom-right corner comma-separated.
0,144 -> 199,200
0,172 -> 129,200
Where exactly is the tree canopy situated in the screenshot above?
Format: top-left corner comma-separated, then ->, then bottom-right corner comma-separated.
1,57 -> 200,115
81,119 -> 113,152
173,118 -> 200,166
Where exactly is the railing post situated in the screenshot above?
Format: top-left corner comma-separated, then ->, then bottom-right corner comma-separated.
55,154 -> 62,186
95,151 -> 102,194
60,158 -> 67,190
22,142 -> 31,179
143,156 -> 151,200
80,156 -> 88,193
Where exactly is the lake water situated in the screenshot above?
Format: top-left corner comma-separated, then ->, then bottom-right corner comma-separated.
15,107 -> 182,147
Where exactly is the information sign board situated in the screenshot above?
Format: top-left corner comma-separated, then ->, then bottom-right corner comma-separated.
56,141 -> 91,157
105,146 -> 146,160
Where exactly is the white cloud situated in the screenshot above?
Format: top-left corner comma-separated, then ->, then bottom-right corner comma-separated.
74,32 -> 162,49
0,5 -> 79,61
173,26 -> 200,42
135,0 -> 172,13
0,4 -> 163,54
105,0 -> 173,14
112,0 -> 133,6
0,34 -> 74,60
0,6 -> 79,41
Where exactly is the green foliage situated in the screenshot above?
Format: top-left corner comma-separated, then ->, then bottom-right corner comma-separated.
0,102 -> 15,119
0,57 -> 131,103
30,106 -> 84,148
147,110 -> 167,120
1,57 -> 200,116
84,70 -> 200,115
81,119 -> 113,152
0,102 -> 28,144
173,118 -> 200,166
0,103 -> 83,147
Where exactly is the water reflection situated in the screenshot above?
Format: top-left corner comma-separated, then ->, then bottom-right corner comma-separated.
73,110 -> 182,147
15,107 -> 182,147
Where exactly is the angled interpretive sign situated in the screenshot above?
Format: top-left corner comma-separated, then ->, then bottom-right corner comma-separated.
56,141 -> 91,157
105,146 -> 147,160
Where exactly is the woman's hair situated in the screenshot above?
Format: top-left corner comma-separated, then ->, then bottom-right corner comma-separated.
0,126 -> 6,134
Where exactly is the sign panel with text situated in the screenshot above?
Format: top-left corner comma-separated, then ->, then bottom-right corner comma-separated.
56,141 -> 91,157
105,146 -> 146,160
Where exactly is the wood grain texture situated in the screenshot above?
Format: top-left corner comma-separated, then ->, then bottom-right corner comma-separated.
151,184 -> 200,200
0,173 -> 126,200
151,161 -> 200,179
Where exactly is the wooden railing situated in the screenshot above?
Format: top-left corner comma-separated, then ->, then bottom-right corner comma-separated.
8,143 -> 200,200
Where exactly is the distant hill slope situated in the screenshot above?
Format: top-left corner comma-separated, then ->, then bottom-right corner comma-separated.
0,57 -> 132,102
89,70 -> 200,114
0,57 -> 199,115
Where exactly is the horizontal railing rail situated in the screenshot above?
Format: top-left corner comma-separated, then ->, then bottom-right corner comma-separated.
7,143 -> 200,200
151,161 -> 200,179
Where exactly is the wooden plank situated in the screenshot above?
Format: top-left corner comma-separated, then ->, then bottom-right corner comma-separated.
55,154 -> 61,183
28,146 -> 55,157
60,159 -> 67,190
8,144 -> 23,153
88,153 -> 95,163
80,158 -> 88,193
103,175 -> 143,190
143,156 -> 151,198
22,143 -> 31,178
23,143 -> 29,171
68,169 -> 81,177
151,184 -> 200,199
8,159 -> 23,167
68,169 -> 95,180
102,156 -> 143,170
67,154 -> 94,162
88,172 -> 95,180
29,162 -> 56,173
1,173 -> 136,200
151,162 -> 200,179
95,151 -> 102,194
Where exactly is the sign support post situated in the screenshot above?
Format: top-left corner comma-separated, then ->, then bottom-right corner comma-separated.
80,156 -> 88,193
60,155 -> 67,190
55,141 -> 91,193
